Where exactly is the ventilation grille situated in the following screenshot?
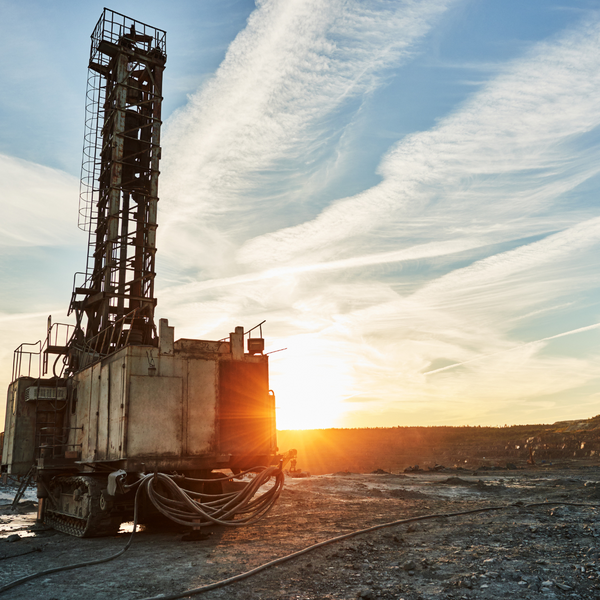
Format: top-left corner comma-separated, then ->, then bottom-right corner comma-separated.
25,386 -> 67,401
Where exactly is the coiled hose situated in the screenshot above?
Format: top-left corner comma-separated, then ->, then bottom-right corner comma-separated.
0,466 -> 284,596
3,471 -> 594,599
141,466 -> 284,527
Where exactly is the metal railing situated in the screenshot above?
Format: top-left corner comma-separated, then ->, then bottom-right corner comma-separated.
74,307 -> 142,371
12,320 -> 75,382
90,8 -> 166,65
79,8 -> 167,237
12,308 -> 145,385
12,341 -> 43,382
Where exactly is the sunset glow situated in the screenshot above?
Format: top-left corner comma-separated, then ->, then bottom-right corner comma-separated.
1,1 -> 599,429
268,338 -> 355,430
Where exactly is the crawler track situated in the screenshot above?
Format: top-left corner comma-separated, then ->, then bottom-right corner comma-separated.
44,475 -> 121,537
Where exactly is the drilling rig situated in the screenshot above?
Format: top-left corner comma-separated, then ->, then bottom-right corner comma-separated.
1,9 -> 281,537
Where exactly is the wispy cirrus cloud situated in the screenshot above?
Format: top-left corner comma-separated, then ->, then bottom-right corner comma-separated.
238,16 -> 600,267
155,10 -> 600,428
424,322 -> 600,375
161,237 -> 487,300
3,3 -> 599,429
413,217 -> 600,308
321,215 -> 600,426
0,154 -> 79,247
159,0 -> 454,275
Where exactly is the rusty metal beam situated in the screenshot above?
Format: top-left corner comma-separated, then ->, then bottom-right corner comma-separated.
69,8 -> 166,364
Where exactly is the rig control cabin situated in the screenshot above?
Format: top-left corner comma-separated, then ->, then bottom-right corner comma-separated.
3,322 -> 275,475
1,9 -> 281,537
3,320 -> 277,536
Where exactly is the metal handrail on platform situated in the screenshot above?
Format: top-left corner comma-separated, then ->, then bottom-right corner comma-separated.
12,321 -> 75,381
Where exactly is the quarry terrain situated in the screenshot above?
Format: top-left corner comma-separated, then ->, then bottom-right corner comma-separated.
1,420 -> 600,600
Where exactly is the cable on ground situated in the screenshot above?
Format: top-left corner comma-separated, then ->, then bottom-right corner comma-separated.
135,500 -> 600,600
0,488 -> 597,598
146,466 -> 284,527
0,467 -> 283,595
0,476 -> 146,596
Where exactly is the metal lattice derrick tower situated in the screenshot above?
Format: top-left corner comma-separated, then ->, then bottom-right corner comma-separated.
69,9 -> 166,366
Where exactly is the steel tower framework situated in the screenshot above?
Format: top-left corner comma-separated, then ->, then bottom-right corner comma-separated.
70,9 -> 166,358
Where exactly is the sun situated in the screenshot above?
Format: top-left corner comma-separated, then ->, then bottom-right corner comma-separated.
268,338 -> 354,430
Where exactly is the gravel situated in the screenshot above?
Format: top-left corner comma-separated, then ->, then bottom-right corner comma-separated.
0,462 -> 599,599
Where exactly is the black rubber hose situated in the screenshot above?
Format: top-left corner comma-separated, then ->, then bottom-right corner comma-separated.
0,475 -> 148,596
0,469 -> 283,595
1,483 -> 596,599
144,468 -> 284,527
136,500 -> 600,600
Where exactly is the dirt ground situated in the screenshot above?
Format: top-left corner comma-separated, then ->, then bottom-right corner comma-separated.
1,461 -> 599,600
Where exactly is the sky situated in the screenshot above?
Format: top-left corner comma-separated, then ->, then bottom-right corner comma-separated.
1,0 -> 599,430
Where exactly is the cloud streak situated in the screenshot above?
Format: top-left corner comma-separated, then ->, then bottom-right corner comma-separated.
153,9 -> 600,428
161,236 -> 488,300
413,217 -> 600,306
239,15 -> 600,267
423,322 -> 600,375
159,0 -> 454,274
0,154 -> 80,247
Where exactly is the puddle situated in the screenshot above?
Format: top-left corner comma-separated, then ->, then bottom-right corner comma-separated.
0,485 -> 38,504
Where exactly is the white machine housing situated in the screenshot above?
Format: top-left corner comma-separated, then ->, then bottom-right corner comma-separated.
3,319 -> 277,477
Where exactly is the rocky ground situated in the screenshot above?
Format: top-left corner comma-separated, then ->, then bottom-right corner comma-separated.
1,460 -> 599,600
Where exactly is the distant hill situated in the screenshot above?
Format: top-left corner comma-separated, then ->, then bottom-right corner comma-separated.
277,415 -> 600,475
552,414 -> 600,432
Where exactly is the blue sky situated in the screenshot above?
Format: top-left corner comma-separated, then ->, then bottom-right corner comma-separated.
1,0 -> 599,429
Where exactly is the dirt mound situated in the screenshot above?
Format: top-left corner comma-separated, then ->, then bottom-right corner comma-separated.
548,478 -> 585,487
441,477 -> 478,486
0,500 -> 37,515
386,488 -> 427,499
